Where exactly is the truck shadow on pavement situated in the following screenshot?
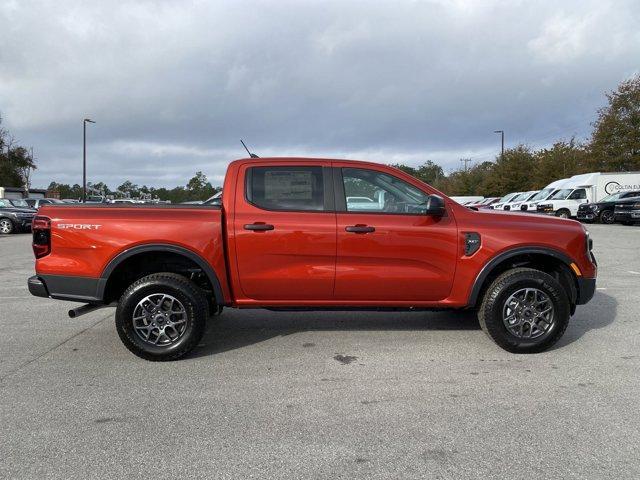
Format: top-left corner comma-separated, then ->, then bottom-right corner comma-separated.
551,291 -> 617,350
190,309 -> 481,358
189,291 -> 617,358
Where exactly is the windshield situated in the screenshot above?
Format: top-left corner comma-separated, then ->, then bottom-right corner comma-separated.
599,192 -> 624,203
0,199 -> 14,208
498,193 -> 517,203
10,199 -> 29,207
530,188 -> 554,201
550,188 -> 572,200
511,192 -> 530,202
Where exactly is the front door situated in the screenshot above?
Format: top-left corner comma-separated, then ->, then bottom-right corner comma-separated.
334,165 -> 458,302
233,162 -> 336,301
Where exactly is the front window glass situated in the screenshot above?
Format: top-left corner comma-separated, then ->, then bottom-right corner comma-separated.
342,168 -> 429,214
0,199 -> 12,208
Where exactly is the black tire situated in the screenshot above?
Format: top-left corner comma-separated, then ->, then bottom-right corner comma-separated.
599,209 -> 615,224
555,209 -> 570,219
478,267 -> 570,353
0,218 -> 15,234
115,272 -> 209,361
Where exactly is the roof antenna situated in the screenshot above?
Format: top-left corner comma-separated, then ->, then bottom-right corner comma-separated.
240,139 -> 259,158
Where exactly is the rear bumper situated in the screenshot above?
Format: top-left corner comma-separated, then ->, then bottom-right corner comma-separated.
28,274 -> 104,302
576,277 -> 596,305
28,276 -> 49,298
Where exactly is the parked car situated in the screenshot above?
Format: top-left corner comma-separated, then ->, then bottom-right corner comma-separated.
29,157 -> 597,360
503,191 -> 539,211
476,197 -> 500,209
0,198 -> 37,234
537,172 -> 640,218
577,190 -> 640,224
614,197 -> 640,225
25,198 -> 66,209
450,196 -> 484,205
492,192 -> 522,210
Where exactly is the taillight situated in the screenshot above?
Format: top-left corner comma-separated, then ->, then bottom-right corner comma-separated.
32,216 -> 51,258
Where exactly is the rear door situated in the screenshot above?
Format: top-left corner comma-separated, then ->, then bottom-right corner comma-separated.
333,165 -> 458,302
232,161 -> 337,301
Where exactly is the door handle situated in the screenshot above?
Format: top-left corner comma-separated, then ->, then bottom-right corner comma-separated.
345,225 -> 375,233
244,223 -> 274,231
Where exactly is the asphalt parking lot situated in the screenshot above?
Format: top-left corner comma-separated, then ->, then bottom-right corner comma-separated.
1,224 -> 639,479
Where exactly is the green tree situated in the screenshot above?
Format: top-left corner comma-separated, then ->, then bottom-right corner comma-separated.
480,145 -> 536,196
589,75 -> 640,171
533,139 -> 589,188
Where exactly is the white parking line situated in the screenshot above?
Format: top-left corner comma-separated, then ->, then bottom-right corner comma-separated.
629,271 -> 640,275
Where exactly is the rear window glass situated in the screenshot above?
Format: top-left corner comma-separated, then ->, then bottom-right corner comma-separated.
247,166 -> 325,211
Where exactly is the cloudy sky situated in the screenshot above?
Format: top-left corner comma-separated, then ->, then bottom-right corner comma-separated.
1,0 -> 639,189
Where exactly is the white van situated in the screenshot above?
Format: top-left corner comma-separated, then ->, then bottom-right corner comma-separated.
519,178 -> 570,212
536,172 -> 640,218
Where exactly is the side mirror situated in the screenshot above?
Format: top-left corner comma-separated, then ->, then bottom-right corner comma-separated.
423,194 -> 446,216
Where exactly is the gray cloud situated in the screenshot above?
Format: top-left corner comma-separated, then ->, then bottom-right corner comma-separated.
1,0 -> 639,189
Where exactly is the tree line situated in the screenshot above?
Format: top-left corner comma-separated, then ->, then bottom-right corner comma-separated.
2,75 -> 638,201
47,171 -> 220,204
396,75 -> 640,197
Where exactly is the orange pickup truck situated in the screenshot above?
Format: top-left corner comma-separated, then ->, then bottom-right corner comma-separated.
28,158 -> 597,360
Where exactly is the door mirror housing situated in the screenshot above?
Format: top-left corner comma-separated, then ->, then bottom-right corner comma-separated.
423,195 -> 446,216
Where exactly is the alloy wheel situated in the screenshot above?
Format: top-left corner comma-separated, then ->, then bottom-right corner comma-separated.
502,288 -> 555,339
132,293 -> 188,346
0,219 -> 13,234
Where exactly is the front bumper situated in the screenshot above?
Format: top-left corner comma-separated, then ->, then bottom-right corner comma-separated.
577,211 -> 596,221
576,277 -> 596,305
17,218 -> 34,231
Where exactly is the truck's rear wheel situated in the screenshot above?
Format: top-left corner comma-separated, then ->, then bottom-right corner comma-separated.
555,209 -> 570,219
115,272 -> 208,361
478,268 -> 570,353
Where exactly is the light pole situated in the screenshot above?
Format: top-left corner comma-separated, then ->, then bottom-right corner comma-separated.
494,130 -> 504,159
83,118 -> 95,202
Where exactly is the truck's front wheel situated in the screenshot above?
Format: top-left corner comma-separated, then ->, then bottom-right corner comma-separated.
115,273 -> 208,361
478,268 -> 570,353
555,209 -> 571,219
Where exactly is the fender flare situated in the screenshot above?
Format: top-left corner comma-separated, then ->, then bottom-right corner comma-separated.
97,243 -> 224,303
467,246 -> 576,307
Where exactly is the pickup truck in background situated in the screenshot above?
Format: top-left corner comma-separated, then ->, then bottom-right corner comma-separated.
537,172 -> 640,218
28,158 -> 597,360
577,190 -> 640,224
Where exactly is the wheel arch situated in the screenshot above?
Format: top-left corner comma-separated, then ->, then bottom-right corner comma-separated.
468,247 -> 579,309
98,244 -> 223,304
